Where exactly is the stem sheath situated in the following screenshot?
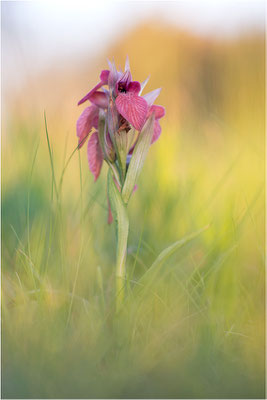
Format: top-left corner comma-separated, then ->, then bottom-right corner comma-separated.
107,170 -> 129,311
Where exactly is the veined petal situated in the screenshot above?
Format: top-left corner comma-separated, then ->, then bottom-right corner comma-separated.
76,105 -> 98,148
87,131 -> 103,181
89,91 -> 108,108
92,114 -> 99,129
143,88 -> 161,107
115,93 -> 148,131
151,119 -> 162,144
127,81 -> 141,94
148,105 -> 165,120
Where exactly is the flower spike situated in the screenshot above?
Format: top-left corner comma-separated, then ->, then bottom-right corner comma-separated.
76,57 -> 165,310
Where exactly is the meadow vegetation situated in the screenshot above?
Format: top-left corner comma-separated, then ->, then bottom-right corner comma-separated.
2,24 -> 265,398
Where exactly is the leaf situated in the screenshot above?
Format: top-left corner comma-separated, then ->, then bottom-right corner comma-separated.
139,225 -> 209,285
122,113 -> 155,204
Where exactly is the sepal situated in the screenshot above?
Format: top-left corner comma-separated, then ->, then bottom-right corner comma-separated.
122,112 -> 155,204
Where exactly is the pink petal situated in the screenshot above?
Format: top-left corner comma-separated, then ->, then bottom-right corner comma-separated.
78,70 -> 109,106
92,114 -> 99,129
107,98 -> 119,136
76,105 -> 99,148
151,119 -> 162,144
125,55 -> 130,72
148,105 -> 165,120
115,93 -> 148,131
89,91 -> 108,109
87,131 -> 103,181
127,81 -> 141,94
78,82 -> 103,106
108,59 -> 119,89
143,88 -> 161,107
119,70 -> 132,86
100,69 -> 110,83
115,70 -> 132,94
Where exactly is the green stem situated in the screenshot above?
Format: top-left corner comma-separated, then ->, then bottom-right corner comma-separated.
115,218 -> 128,309
107,170 -> 129,311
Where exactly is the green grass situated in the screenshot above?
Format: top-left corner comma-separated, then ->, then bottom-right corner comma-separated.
2,112 -> 265,398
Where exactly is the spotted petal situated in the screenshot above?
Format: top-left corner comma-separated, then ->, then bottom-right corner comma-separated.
115,93 -> 148,131
87,131 -> 103,181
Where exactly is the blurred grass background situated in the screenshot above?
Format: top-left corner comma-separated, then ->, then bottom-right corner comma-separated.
2,2 -> 265,399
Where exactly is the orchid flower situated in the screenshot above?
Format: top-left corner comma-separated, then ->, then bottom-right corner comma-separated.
76,58 -> 165,182
76,57 -> 165,309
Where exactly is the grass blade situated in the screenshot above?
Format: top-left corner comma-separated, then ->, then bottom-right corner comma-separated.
139,225 -> 209,284
44,111 -> 58,200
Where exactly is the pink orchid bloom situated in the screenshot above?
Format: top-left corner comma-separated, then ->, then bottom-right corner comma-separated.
76,57 -> 165,183
77,70 -> 109,106
143,88 -> 165,143
115,72 -> 148,131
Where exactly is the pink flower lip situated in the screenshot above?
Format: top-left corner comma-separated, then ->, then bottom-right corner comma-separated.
115,92 -> 148,131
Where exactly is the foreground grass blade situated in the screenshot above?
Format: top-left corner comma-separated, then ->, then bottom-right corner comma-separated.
44,111 -> 58,200
139,225 -> 209,284
122,113 -> 155,204
107,170 -> 129,310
